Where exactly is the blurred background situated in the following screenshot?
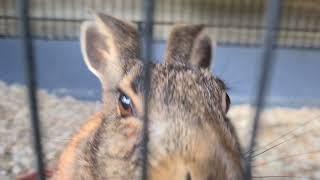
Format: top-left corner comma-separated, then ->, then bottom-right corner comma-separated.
0,0 -> 320,106
1,0 -> 320,179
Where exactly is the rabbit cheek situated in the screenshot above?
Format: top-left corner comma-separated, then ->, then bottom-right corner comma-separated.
120,118 -> 142,139
107,118 -> 142,158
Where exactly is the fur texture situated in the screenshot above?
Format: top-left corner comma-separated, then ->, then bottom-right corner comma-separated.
53,14 -> 244,180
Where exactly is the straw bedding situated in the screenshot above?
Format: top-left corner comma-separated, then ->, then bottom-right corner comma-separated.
0,81 -> 319,179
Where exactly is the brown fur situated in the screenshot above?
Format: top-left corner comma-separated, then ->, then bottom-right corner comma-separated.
53,14 -> 244,180
53,112 -> 104,180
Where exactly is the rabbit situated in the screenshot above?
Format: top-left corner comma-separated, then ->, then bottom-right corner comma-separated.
52,13 -> 245,180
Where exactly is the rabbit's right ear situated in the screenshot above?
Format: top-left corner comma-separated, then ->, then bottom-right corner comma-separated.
165,25 -> 214,69
81,13 -> 140,87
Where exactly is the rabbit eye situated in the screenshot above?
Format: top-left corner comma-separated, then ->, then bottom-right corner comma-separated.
118,93 -> 133,117
222,92 -> 231,113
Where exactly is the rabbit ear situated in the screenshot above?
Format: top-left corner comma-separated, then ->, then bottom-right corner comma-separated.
165,25 -> 213,69
81,13 -> 140,85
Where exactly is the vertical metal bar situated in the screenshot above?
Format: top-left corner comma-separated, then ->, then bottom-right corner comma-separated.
53,0 -> 58,39
4,0 -> 9,35
43,0 -> 48,39
48,0 -> 53,39
141,0 -> 155,179
18,0 -> 46,180
244,0 -> 283,179
71,0 -> 76,39
62,0 -> 67,39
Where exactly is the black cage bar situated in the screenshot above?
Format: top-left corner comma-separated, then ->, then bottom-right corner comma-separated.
18,0 -> 46,180
140,0 -> 155,179
244,0 -> 283,178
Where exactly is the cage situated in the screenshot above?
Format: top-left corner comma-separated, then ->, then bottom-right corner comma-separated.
0,0 -> 320,179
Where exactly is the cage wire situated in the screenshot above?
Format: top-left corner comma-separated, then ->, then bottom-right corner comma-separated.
18,0 -> 46,180
13,0 -> 317,179
140,0 -> 154,179
2,0 -> 320,48
244,0 -> 282,178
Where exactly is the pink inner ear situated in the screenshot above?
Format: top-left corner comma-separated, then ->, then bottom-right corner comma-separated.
84,24 -> 109,73
190,32 -> 212,69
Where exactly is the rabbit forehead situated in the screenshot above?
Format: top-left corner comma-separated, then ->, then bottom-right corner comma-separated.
120,62 -> 227,116
128,63 -> 226,99
150,64 -> 226,112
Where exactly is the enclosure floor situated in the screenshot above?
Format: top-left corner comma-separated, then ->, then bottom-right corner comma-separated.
0,81 -> 320,179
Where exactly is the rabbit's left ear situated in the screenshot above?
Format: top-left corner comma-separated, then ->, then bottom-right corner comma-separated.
80,13 -> 140,86
165,25 -> 214,69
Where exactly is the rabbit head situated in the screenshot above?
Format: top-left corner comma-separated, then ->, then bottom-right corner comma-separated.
56,13 -> 244,180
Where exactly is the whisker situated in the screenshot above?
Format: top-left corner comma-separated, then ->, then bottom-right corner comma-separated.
248,127 -> 317,159
41,137 -> 73,143
252,175 -> 308,179
249,139 -> 289,159
251,149 -> 320,167
245,114 -> 320,156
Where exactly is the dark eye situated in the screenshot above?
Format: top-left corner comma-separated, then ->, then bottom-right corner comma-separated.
118,93 -> 133,117
225,93 -> 230,113
222,92 -> 231,113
